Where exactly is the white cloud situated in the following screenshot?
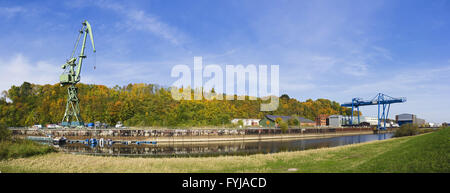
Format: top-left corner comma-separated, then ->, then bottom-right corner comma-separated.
0,54 -> 59,93
125,10 -> 185,45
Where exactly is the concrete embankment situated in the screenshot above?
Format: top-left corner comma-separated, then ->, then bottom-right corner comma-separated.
10,127 -> 389,144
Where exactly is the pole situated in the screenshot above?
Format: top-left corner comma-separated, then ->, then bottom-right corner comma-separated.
357,106 -> 360,125
351,99 -> 354,125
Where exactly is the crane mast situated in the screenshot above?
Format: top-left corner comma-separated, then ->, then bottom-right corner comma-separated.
60,20 -> 96,127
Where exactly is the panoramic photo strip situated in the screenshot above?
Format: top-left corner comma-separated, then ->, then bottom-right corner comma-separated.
0,0 -> 448,191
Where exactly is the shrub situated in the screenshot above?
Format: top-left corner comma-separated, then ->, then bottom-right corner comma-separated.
0,124 -> 11,141
418,128 -> 436,134
393,123 -> 419,137
279,121 -> 289,133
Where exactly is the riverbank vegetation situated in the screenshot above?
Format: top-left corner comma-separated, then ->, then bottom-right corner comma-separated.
393,123 -> 419,137
393,123 -> 437,137
0,82 -> 353,127
0,124 -> 55,160
1,127 -> 447,173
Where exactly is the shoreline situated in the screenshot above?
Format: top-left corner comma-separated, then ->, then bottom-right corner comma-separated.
1,129 -> 446,173
11,127 -> 384,144
15,130 -> 387,145
151,131 -> 376,144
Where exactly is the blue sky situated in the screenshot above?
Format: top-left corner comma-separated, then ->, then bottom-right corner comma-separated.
0,0 -> 449,123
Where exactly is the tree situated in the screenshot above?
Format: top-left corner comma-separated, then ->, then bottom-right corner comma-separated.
275,117 -> 283,126
280,94 -> 290,100
237,120 -> 244,127
279,121 -> 288,133
0,81 -> 355,127
288,116 -> 299,126
0,124 -> 11,141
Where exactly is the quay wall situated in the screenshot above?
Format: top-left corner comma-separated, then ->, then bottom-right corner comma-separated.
10,127 -> 384,139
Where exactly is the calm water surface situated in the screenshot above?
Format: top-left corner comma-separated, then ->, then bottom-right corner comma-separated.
57,133 -> 393,157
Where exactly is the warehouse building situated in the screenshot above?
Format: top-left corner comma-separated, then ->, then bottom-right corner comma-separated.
395,113 -> 426,126
315,114 -> 329,126
328,115 -> 378,127
259,115 -> 315,128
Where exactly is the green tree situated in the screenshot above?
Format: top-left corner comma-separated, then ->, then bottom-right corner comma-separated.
288,116 -> 299,126
279,121 -> 288,133
237,120 -> 244,127
275,117 -> 283,125
280,94 -> 290,100
0,124 -> 11,141
0,82 -> 354,127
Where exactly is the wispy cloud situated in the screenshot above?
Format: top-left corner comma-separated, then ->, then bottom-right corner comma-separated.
339,64 -> 450,95
203,49 -> 238,60
95,1 -> 187,46
0,6 -> 26,18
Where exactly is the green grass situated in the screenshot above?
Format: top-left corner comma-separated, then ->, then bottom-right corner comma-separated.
346,127 -> 449,172
0,138 -> 56,160
263,128 -> 449,173
0,128 -> 448,173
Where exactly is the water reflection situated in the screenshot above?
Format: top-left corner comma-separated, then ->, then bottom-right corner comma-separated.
58,133 -> 393,157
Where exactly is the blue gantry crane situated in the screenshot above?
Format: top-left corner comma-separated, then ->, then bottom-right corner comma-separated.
341,93 -> 406,130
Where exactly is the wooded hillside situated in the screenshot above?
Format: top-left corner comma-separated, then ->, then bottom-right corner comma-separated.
0,82 -> 354,127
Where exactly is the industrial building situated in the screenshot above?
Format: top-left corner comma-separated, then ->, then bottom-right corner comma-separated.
328,115 -> 379,127
315,114 -> 329,126
395,113 -> 426,126
231,118 -> 260,126
259,115 -> 315,127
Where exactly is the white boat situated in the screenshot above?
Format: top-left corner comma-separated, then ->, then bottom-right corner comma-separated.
53,136 -> 67,145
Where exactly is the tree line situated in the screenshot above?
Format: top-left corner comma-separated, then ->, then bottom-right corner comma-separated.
0,82 -> 355,127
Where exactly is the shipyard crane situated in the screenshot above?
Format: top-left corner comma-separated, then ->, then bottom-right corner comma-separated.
60,20 -> 96,127
341,93 -> 406,130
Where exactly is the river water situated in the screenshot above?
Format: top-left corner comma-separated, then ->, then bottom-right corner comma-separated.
55,133 -> 393,157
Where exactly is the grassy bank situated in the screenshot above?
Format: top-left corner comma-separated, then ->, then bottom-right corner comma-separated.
0,128 -> 448,173
0,124 -> 56,160
0,139 -> 56,160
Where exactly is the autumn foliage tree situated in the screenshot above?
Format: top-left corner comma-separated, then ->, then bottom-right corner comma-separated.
0,82 -> 354,127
